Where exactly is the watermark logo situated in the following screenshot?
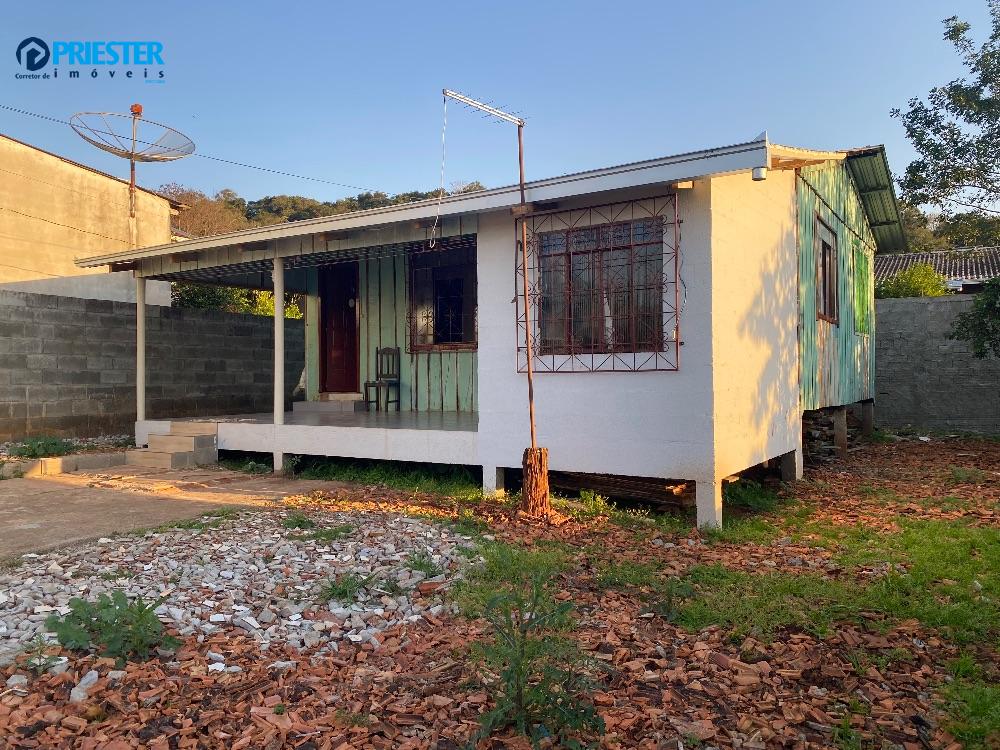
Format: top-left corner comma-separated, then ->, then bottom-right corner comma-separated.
13,37 -> 165,82
15,37 -> 49,71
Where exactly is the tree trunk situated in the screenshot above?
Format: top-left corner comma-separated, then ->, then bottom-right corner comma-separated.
520,447 -> 550,517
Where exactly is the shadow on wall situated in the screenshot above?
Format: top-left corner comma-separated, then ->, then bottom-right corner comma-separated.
725,226 -> 800,478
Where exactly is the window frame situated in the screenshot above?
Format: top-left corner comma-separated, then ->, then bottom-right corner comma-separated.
815,216 -> 839,325
407,244 -> 478,353
536,217 -> 666,356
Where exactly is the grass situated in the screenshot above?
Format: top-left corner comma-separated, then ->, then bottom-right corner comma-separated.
293,456 -> 482,499
949,466 -> 988,485
702,516 -> 783,545
282,512 -> 315,530
940,678 -> 1000,748
406,550 -> 444,577
8,436 -> 76,458
723,479 -> 781,512
302,524 -> 354,543
219,452 -> 272,474
453,541 -> 574,617
318,573 -> 373,603
595,560 -> 657,589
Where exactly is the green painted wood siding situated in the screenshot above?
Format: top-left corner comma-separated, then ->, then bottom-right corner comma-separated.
797,160 -> 876,410
303,258 -> 477,412
359,255 -> 477,411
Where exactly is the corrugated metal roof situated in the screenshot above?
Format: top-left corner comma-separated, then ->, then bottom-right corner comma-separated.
874,247 -> 1000,283
844,147 -> 907,253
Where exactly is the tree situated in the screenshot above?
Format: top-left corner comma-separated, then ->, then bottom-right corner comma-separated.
951,278 -> 1000,357
875,263 -> 950,299
159,184 -> 251,237
892,3 -> 1000,215
898,201 -> 949,252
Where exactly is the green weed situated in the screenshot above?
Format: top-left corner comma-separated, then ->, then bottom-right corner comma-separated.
318,573 -> 373,603
724,479 -> 780,512
406,550 -> 443,577
8,436 -> 75,458
282,512 -> 316,530
595,560 -> 657,589
294,456 -> 481,499
303,524 -> 353,543
454,541 -> 573,617
950,466 -> 988,485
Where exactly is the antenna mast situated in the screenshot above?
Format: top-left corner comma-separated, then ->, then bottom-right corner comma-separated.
441,89 -> 551,518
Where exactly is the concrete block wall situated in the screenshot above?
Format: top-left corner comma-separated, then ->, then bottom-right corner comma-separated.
875,295 -> 1000,433
0,290 -> 305,440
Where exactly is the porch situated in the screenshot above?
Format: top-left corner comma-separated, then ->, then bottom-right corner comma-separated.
136,409 -> 479,469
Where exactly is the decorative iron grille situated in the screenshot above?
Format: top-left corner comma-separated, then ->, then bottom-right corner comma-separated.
516,195 -> 680,372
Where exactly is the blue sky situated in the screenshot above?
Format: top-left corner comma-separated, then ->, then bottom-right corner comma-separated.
0,1 -> 990,203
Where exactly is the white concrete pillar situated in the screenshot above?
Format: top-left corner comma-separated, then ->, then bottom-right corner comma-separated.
135,276 -> 146,428
695,479 -> 723,529
780,447 -> 804,482
482,466 -> 505,497
273,258 -> 285,473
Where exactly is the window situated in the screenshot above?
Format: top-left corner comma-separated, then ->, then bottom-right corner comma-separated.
409,244 -> 476,350
816,218 -> 838,323
537,218 -> 664,354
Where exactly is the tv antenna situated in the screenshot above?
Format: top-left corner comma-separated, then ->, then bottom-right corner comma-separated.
440,89 -> 552,518
69,104 -> 195,247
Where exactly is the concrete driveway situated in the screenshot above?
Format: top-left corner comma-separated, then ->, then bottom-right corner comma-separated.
0,466 -> 346,558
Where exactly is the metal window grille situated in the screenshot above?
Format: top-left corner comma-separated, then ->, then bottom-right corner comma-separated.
516,195 -> 680,373
408,243 -> 477,351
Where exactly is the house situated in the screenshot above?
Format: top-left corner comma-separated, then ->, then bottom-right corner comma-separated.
874,247 -> 1000,293
0,133 -> 179,304
76,135 -> 904,527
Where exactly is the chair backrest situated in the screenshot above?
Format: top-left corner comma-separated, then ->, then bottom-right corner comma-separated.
377,346 -> 400,380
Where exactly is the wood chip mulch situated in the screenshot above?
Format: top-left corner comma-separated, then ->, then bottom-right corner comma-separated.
2,437 -> 996,749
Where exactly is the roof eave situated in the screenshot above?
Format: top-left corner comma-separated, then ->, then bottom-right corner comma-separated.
76,138 -> 770,269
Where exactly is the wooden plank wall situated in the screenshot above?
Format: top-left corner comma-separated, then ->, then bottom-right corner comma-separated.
357,255 -> 477,412
797,160 -> 876,411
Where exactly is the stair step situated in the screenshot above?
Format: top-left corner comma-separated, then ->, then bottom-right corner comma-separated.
148,433 -> 216,452
169,421 -> 218,437
126,450 -> 198,470
318,392 -> 363,402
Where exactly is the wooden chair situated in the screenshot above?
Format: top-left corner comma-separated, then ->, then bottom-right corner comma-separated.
363,346 -> 401,411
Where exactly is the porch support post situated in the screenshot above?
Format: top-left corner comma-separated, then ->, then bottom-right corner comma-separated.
695,478 -> 723,529
780,447 -> 803,482
135,275 -> 146,429
272,257 -> 286,472
833,406 -> 848,458
482,466 -> 505,498
861,399 -> 875,438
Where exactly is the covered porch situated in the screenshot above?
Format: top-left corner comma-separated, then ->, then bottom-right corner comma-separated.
121,216 -> 482,473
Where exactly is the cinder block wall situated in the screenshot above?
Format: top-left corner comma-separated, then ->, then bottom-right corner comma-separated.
875,295 -> 1000,433
0,290 -> 305,441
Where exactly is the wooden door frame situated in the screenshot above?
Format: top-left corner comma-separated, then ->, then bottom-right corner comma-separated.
319,262 -> 360,393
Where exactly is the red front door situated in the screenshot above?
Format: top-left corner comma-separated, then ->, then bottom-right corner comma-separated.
320,263 -> 359,392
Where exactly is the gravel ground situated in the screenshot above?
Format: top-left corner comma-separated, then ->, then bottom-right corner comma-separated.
0,508 -> 474,668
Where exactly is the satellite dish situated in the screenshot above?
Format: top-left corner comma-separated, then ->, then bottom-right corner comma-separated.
69,108 -> 195,162
69,104 -> 195,247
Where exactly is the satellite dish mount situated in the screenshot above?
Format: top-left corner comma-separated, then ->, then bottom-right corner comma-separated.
69,104 -> 195,248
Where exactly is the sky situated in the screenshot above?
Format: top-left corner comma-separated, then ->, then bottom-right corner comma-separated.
0,1 -> 991,204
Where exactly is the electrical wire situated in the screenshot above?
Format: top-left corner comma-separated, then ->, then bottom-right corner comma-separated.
0,103 -> 376,193
428,93 -> 448,249
0,204 -> 130,245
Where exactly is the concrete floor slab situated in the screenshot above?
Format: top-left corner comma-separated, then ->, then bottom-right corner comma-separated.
0,466 -> 350,559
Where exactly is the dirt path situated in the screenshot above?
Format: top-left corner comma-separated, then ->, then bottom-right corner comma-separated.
0,466 -> 350,558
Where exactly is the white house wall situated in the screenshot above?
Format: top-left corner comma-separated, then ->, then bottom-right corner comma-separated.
475,183 -> 718,482
708,170 -> 801,480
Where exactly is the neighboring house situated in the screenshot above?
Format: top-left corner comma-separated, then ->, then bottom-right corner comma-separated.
874,247 -> 1000,293
0,134 -> 179,304
77,135 -> 903,527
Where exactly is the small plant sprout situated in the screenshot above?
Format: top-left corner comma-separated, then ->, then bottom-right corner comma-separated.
282,511 -> 316,530
406,549 -> 444,577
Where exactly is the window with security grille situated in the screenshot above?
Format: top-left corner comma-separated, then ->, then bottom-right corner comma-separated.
409,245 -> 477,350
537,218 -> 664,354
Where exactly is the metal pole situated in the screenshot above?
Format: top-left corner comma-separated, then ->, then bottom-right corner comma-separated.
129,112 -> 137,220
518,123 -> 538,450
135,276 -> 146,425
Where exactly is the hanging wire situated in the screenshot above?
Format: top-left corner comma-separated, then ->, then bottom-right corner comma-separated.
428,93 -> 448,249
0,103 -> 376,193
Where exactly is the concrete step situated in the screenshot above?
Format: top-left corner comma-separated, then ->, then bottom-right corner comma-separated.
126,449 -> 198,470
318,392 -> 363,402
293,400 -> 365,414
148,433 -> 216,452
169,421 -> 219,437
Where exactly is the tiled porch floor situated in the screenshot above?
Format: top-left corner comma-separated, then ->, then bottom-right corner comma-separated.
173,410 -> 479,432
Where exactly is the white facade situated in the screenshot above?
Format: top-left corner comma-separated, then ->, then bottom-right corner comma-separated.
82,138 -> 878,528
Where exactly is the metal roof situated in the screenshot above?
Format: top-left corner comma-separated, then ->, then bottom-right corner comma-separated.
844,146 -> 907,253
874,247 -> 1000,283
